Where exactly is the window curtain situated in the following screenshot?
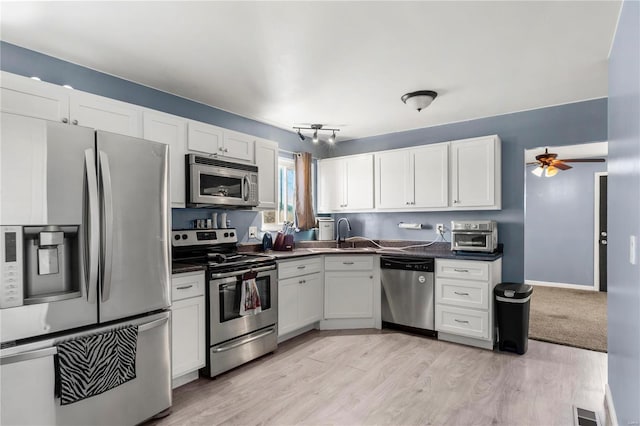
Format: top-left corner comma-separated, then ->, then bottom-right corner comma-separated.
294,152 -> 315,230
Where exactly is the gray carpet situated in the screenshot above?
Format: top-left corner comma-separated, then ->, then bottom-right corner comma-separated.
528,285 -> 607,352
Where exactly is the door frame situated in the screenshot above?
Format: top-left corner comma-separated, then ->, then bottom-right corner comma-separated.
593,172 -> 607,291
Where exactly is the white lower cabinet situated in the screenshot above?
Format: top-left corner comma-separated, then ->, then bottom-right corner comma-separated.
322,255 -> 380,329
277,257 -> 323,338
435,258 -> 501,350
170,271 -> 205,388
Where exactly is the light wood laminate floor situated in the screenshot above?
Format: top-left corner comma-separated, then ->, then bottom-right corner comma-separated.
150,330 -> 607,426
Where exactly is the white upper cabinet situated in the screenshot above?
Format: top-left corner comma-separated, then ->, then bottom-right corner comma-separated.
1,71 -> 69,122
69,91 -> 142,137
143,111 -> 188,207
1,72 -> 142,137
450,135 -> 501,209
254,138 -> 278,210
186,121 -> 255,163
223,130 -> 255,162
376,143 -> 448,209
318,154 -> 374,212
187,120 -> 224,154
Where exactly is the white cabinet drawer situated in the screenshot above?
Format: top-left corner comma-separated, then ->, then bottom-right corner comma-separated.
435,305 -> 489,339
436,259 -> 489,281
436,278 -> 489,310
278,257 -> 322,280
171,272 -> 205,301
325,255 -> 374,271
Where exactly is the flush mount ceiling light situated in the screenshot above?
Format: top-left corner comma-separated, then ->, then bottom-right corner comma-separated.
401,90 -> 438,112
293,124 -> 340,144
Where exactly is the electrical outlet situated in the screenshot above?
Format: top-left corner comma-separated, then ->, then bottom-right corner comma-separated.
249,226 -> 258,239
436,224 -> 445,233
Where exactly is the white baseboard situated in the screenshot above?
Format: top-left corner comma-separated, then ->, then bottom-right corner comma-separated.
277,323 -> 318,343
172,370 -> 199,389
320,318 -> 378,330
525,280 -> 597,291
605,383 -> 619,426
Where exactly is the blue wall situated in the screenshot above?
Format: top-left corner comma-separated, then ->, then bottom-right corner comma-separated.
525,161 -> 607,287
328,100 -> 608,282
607,1 -> 640,424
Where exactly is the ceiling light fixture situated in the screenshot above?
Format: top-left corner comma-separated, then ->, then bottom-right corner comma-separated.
545,165 -> 558,177
401,90 -> 438,112
531,165 -> 544,177
293,124 -> 340,144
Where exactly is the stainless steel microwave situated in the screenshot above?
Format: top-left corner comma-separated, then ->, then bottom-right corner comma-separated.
187,155 -> 259,208
450,220 -> 498,253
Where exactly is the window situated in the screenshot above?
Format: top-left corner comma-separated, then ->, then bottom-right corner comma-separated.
262,156 -> 315,231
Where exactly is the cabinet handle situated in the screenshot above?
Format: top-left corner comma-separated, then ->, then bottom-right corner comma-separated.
62,117 -> 68,123
176,285 -> 193,290
405,202 -> 409,205
453,268 -> 469,273
370,276 -> 373,279
224,148 -> 229,152
219,147 -> 224,151
299,280 -> 306,284
297,265 -> 306,269
454,291 -> 469,296
454,319 -> 469,324
72,119 -> 78,125
343,261 -> 355,265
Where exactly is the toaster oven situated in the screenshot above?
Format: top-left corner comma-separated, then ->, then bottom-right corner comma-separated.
451,220 -> 498,253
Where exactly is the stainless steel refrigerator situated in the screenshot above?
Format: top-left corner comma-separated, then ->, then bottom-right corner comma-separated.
0,112 -> 172,425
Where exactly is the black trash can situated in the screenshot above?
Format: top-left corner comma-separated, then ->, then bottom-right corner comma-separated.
495,283 -> 533,354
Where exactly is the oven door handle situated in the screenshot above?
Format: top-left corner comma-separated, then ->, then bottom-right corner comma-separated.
210,264 -> 276,280
210,326 -> 276,353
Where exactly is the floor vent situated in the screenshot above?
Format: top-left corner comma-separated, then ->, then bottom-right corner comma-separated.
573,406 -> 601,426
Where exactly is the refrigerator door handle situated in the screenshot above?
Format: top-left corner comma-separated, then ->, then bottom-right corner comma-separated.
0,347 -> 57,366
84,149 -> 100,304
138,316 -> 169,333
99,151 -> 114,302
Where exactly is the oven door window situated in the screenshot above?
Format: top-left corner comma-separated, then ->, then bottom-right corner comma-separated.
454,233 -> 489,248
200,173 -> 243,199
219,275 -> 272,322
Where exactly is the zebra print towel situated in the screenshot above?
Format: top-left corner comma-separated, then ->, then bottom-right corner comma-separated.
55,325 -> 138,405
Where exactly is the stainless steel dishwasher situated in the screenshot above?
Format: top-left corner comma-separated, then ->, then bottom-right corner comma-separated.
381,256 -> 436,335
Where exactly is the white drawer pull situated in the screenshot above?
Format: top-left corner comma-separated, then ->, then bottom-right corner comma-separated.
176,285 -> 193,290
454,268 -> 469,273
454,319 -> 470,324
297,265 -> 306,269
454,291 -> 470,296
298,280 -> 306,284
343,261 -> 355,265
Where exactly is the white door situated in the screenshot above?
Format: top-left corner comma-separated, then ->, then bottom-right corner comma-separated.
143,111 -> 187,207
0,71 -> 69,123
324,271 -> 374,319
187,120 -> 224,155
451,136 -> 497,208
318,158 -> 342,212
298,273 -> 323,326
255,138 -> 278,209
277,276 -> 299,336
413,143 -> 449,208
376,150 -> 408,208
70,91 -> 142,137
223,130 -> 254,162
344,154 -> 374,210
171,296 -> 205,378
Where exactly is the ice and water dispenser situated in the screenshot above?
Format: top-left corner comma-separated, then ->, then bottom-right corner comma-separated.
1,225 -> 81,308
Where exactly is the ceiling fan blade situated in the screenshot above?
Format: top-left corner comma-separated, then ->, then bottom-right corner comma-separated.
526,162 -> 540,166
550,160 -> 572,170
559,158 -> 606,163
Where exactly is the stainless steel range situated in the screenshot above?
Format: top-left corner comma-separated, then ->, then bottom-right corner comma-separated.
172,229 -> 277,377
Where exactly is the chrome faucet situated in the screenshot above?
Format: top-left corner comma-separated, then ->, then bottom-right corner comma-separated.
336,217 -> 352,247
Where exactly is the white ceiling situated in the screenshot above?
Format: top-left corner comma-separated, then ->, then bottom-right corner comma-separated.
0,1 -> 622,142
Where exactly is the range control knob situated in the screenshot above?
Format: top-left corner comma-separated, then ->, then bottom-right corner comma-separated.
230,232 -> 235,237
181,234 -> 188,240
224,232 -> 229,238
174,235 -> 180,241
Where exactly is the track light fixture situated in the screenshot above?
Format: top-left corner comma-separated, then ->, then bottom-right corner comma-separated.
293,124 -> 340,144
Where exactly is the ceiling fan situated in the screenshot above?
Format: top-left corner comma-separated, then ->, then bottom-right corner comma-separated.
527,148 -> 606,177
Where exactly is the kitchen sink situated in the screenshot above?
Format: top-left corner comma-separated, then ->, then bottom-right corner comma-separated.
306,247 -> 377,253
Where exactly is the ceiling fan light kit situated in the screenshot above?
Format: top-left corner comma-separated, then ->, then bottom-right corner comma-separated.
293,124 -> 340,144
401,90 -> 438,112
527,147 -> 606,178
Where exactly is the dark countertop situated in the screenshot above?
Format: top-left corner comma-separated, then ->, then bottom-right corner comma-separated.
239,240 -> 503,262
172,262 -> 207,274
